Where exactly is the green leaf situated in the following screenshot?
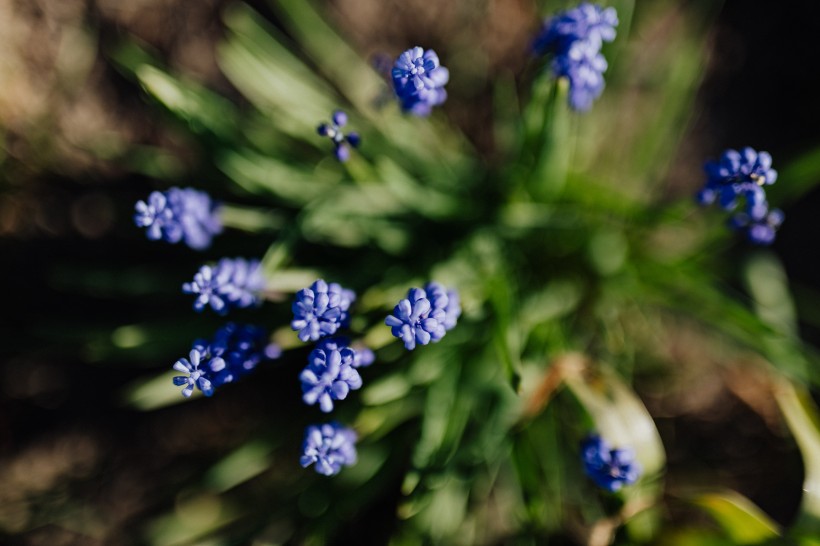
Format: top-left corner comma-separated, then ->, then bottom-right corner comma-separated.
218,4 -> 337,138
775,380 -> 820,540
135,65 -> 239,139
216,148 -> 338,205
691,491 -> 780,544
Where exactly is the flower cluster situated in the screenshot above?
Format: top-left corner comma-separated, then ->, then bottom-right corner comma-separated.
696,147 -> 783,245
172,323 -> 281,397
317,110 -> 361,162
300,422 -> 358,476
317,337 -> 375,368
300,346 -> 363,412
291,280 -> 355,342
290,279 -> 373,474
392,47 -> 449,116
182,258 -> 266,314
385,282 -> 461,350
580,434 -> 641,492
533,3 -> 618,111
134,187 -> 222,250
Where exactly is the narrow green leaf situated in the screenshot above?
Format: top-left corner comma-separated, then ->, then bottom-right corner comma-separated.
691,491 -> 780,544
775,380 -> 820,540
135,65 -> 239,138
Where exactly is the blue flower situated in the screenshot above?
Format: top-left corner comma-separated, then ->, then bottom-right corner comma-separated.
134,187 -> 222,250
730,208 -> 784,246
385,286 -> 449,350
696,148 -> 784,244
316,337 -> 375,368
697,147 -> 778,209
182,258 -> 266,314
300,422 -> 357,476
291,280 -> 354,342
424,282 -> 462,331
552,41 -> 609,111
172,349 -> 223,398
581,434 -> 641,492
317,110 -> 361,162
533,3 -> 618,111
392,47 -> 449,116
172,323 -> 280,397
534,2 -> 618,53
300,347 -> 363,412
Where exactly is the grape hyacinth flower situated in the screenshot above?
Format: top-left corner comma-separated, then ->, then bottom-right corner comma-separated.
134,187 -> 222,250
533,3 -> 618,111
392,47 -> 449,116
291,280 -> 355,342
730,208 -> 784,246
172,323 -> 280,397
300,346 -> 363,412
533,2 -> 618,53
316,337 -> 375,368
424,282 -> 462,331
581,434 -> 641,492
696,147 -> 784,244
172,348 -> 221,398
300,422 -> 358,476
696,147 -> 778,210
385,284 -> 459,350
182,258 -> 266,315
317,110 -> 361,162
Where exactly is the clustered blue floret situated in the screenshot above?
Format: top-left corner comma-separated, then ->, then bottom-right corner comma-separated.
300,346 -> 363,412
300,422 -> 358,476
316,337 -> 375,368
134,187 -> 222,250
696,147 -> 783,245
182,257 -> 266,314
533,3 -> 618,111
172,323 -> 280,397
392,47 -> 449,116
317,110 -> 361,162
385,282 -> 460,350
291,280 -> 355,342
581,434 -> 641,492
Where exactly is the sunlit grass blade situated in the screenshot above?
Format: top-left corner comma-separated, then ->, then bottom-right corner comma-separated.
690,491 -> 780,544
109,41 -> 240,140
218,4 -> 338,139
775,380 -> 820,542
216,147 -> 339,205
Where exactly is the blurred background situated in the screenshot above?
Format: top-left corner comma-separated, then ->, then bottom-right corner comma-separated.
1,0 -> 820,544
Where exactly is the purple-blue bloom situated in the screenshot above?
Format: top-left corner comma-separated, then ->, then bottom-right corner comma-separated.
392,47 -> 449,116
533,3 -> 618,111
424,282 -> 462,331
316,337 -> 375,368
134,187 -> 222,250
696,147 -> 783,244
581,434 -> 641,492
730,208 -> 784,246
291,280 -> 354,342
317,110 -> 361,162
697,147 -> 778,210
385,285 -> 454,350
172,349 -> 222,397
533,2 -> 618,53
182,258 -> 265,314
172,323 -> 280,397
300,422 -> 358,476
300,347 -> 363,412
